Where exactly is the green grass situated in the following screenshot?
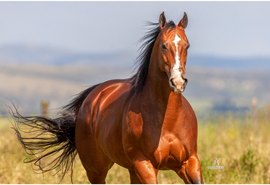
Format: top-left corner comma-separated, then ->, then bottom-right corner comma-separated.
0,112 -> 270,183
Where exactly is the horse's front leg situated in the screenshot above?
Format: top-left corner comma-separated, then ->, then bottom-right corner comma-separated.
176,154 -> 203,184
128,152 -> 158,183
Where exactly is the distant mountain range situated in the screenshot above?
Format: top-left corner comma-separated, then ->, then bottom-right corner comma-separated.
190,55 -> 270,71
1,44 -> 270,70
0,44 -> 269,116
0,44 -> 133,67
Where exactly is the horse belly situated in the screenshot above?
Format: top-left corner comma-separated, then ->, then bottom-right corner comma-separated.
96,114 -> 131,168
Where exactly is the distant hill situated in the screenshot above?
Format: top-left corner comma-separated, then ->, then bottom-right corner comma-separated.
0,44 -> 134,67
1,44 -> 270,70
0,44 -> 269,116
189,55 -> 270,71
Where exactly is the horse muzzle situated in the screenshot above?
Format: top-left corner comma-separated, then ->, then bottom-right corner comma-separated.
169,77 -> 188,93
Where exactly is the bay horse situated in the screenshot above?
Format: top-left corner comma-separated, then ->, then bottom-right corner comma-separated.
12,12 -> 203,183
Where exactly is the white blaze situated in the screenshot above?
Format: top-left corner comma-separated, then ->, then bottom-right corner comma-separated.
171,34 -> 184,83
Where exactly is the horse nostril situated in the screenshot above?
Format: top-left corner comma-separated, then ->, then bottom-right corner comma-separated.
184,78 -> 188,84
170,78 -> 176,87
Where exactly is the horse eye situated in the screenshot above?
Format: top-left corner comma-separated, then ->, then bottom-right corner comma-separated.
161,43 -> 167,50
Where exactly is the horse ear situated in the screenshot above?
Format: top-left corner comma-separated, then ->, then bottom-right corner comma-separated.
159,11 -> 166,28
178,12 -> 188,29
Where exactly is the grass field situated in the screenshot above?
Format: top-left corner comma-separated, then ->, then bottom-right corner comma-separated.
0,111 -> 270,183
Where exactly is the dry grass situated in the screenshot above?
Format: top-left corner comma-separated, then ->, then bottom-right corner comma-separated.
198,112 -> 270,183
0,112 -> 269,183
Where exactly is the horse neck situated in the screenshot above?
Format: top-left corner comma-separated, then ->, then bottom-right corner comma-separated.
142,48 -> 182,107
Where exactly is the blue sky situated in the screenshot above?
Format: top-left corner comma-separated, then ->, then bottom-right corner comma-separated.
1,2 -> 270,58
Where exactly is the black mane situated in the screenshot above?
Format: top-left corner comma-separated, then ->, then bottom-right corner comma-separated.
132,21 -> 176,92
64,21 -> 176,113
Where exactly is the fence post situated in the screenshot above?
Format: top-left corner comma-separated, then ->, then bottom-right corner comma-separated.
40,100 -> 49,117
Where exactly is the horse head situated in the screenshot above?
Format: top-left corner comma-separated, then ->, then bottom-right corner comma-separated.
156,12 -> 190,93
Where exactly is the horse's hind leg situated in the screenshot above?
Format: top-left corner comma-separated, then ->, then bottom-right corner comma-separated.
76,129 -> 114,183
129,169 -> 141,184
77,143 -> 114,183
86,168 -> 111,184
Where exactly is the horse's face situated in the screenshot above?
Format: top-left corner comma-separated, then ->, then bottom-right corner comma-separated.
157,12 -> 189,93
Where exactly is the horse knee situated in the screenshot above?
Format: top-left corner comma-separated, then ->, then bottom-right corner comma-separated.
178,155 -> 203,184
133,159 -> 157,183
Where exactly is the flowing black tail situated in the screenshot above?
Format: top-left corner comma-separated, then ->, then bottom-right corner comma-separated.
11,84 -> 99,181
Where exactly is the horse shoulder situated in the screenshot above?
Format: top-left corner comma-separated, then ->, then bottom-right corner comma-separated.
181,96 -> 198,129
175,96 -> 198,155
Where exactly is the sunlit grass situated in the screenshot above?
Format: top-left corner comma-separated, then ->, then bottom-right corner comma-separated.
0,111 -> 269,183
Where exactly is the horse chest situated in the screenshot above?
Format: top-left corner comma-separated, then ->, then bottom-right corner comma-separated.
135,114 -> 195,170
126,97 -> 195,169
146,133 -> 188,170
